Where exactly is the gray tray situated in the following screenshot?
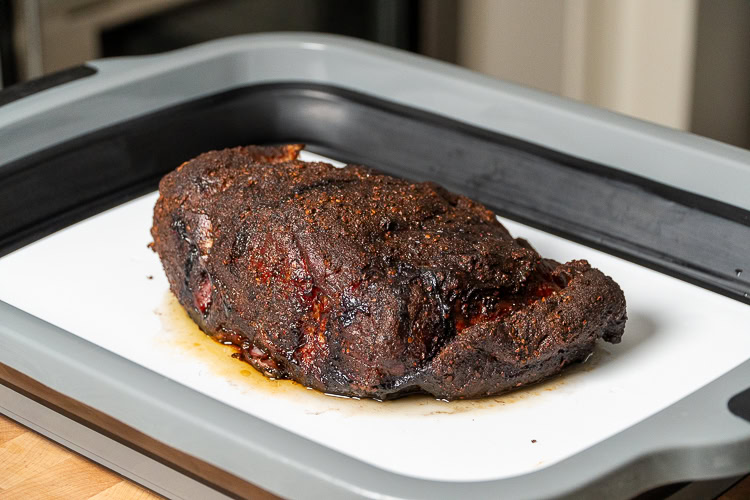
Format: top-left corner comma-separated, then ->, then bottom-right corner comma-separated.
1,34 -> 749,499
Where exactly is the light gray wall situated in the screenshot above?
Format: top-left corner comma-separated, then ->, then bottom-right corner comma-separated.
456,0 -> 699,131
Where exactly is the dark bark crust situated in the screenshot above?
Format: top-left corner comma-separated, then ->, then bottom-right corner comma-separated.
151,145 -> 627,400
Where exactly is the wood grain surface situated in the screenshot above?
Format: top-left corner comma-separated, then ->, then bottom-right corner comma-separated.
0,362 -> 280,500
0,414 -> 161,499
719,474 -> 750,499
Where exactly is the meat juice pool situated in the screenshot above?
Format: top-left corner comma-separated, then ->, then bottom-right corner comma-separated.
155,291 -> 609,418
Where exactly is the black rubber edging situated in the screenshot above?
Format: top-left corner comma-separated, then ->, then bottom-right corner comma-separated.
0,82 -> 748,307
0,65 -> 97,107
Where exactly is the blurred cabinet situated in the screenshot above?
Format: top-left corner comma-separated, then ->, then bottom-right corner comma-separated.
691,0 -> 750,149
10,0 -> 418,78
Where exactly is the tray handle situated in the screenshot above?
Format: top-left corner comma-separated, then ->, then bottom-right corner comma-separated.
729,387 -> 750,422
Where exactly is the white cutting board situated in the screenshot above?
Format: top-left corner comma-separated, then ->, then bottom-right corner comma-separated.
1,151 -> 749,482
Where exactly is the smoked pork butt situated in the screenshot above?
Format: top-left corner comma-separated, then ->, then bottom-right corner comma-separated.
151,144 -> 627,400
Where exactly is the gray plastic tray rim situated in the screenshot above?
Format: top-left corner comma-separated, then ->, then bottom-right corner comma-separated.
1,34 -> 749,499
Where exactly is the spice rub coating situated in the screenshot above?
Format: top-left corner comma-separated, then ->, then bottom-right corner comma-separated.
151,144 -> 627,400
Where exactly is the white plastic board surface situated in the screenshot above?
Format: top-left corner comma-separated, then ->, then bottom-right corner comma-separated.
1,151 -> 749,482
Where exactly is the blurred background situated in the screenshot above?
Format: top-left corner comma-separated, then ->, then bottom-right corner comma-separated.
1,0 -> 748,149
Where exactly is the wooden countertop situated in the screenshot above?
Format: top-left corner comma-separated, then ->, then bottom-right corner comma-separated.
0,414 -> 160,499
1,412 -> 748,499
720,475 -> 750,499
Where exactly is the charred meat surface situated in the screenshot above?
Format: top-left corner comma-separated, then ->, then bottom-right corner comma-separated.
151,144 -> 627,400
